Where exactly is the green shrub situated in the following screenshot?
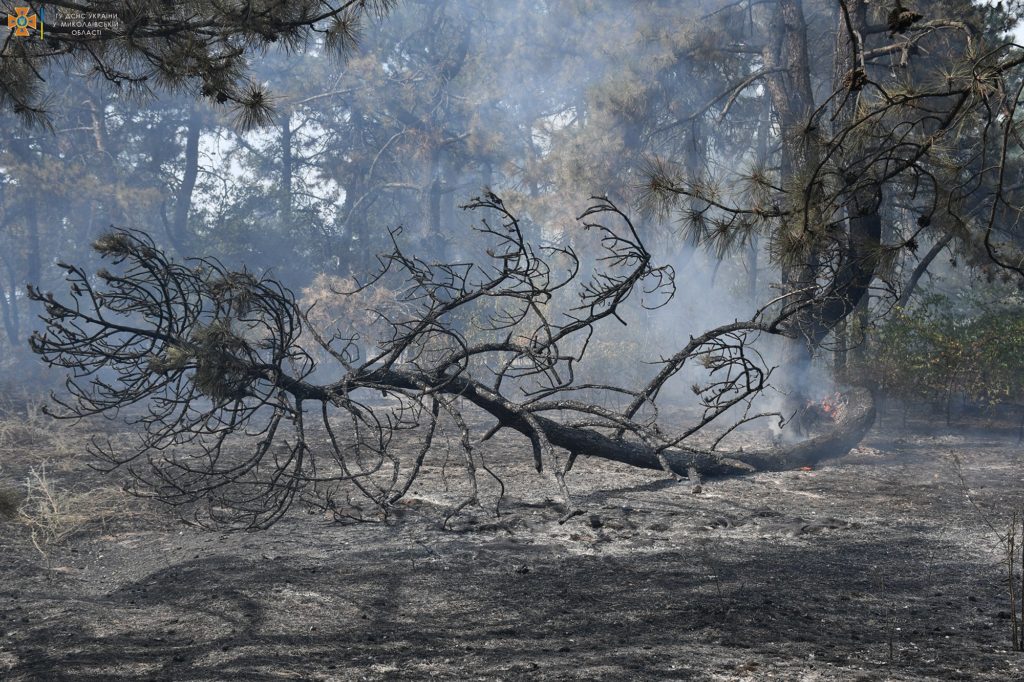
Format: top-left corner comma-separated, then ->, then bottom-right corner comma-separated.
866,293 -> 1024,412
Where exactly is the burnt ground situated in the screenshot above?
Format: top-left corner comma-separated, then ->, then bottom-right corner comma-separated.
2,407 -> 1024,681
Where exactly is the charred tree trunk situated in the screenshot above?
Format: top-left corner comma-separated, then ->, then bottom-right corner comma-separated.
369,368 -> 876,478
761,0 -> 884,420
85,92 -> 126,228
762,0 -> 824,416
9,139 -> 42,295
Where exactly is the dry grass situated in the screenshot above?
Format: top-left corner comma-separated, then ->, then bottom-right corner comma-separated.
0,398 -> 86,464
18,463 -> 134,559
0,394 -> 161,567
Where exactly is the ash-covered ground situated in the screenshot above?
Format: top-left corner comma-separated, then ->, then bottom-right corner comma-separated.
2,407 -> 1024,681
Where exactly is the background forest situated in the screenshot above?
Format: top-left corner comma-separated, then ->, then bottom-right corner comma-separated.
3,0 -> 1024,425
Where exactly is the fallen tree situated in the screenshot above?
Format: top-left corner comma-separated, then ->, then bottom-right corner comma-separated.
29,196 -> 874,528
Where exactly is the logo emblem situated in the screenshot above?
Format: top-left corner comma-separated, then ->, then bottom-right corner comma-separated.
7,7 -> 38,37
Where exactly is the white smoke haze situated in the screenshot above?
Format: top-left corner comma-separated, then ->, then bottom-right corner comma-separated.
4,0 -> 1022,441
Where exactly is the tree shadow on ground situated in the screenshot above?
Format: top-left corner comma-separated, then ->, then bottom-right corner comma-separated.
5,526 -> 1018,681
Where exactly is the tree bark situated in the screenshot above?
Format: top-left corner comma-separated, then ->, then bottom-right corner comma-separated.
361,369 -> 876,478
762,0 -> 884,412
762,0 -> 823,413
800,0 -> 880,347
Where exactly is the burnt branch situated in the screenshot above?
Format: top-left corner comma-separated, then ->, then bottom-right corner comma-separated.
30,197 -> 866,528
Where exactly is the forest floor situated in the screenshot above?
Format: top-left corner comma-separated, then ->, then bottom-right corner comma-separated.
2,399 -> 1024,681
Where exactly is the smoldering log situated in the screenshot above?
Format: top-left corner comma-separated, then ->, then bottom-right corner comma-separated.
366,368 -> 876,479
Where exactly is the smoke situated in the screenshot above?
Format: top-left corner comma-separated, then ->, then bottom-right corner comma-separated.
1,0 -> 822,434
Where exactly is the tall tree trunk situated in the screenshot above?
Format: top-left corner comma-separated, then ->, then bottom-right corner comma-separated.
280,111 -> 294,231
806,0 -> 880,347
851,292 -> 870,363
762,0 -> 822,418
441,152 -> 456,231
341,166 -> 372,275
481,159 -> 493,190
0,182 -> 17,348
427,146 -> 445,262
762,0 -> 884,423
0,258 -> 19,348
169,106 -> 201,254
429,176 -> 442,238
747,92 -> 771,308
9,139 -> 42,293
834,316 -> 847,373
24,201 -> 40,293
86,92 -> 124,226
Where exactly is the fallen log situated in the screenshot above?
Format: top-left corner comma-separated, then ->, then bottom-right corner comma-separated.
368,369 -> 876,479
528,387 -> 876,477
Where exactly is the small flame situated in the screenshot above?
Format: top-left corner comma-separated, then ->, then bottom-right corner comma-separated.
820,392 -> 845,420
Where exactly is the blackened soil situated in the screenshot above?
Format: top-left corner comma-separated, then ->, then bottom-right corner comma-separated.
2,423 -> 1024,680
